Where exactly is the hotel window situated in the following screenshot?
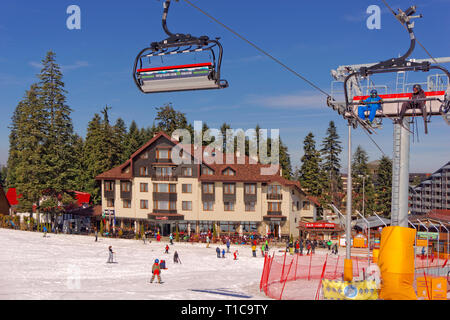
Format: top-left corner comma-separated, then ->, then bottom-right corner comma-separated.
202,166 -> 214,175
268,202 -> 281,212
154,183 -> 176,193
123,199 -> 131,208
105,181 -> 114,192
140,200 -> 148,209
154,200 -> 176,210
182,201 -> 192,211
140,183 -> 148,192
139,166 -> 148,176
268,185 -> 281,195
223,168 -> 235,176
223,183 -> 235,195
203,201 -> 214,211
245,183 -> 256,195
107,199 -> 114,207
182,167 -> 192,177
202,183 -> 214,194
155,166 -> 172,177
182,184 -> 192,193
156,149 -> 170,159
302,201 -> 310,210
121,181 -> 131,192
245,202 -> 256,212
224,201 -> 235,211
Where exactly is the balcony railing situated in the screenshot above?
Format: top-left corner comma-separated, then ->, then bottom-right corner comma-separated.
267,211 -> 282,216
267,194 -> 282,200
151,175 -> 178,181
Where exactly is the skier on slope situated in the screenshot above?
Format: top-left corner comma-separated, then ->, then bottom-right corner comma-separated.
165,244 -> 169,254
150,259 -> 162,284
233,250 -> 239,260
173,251 -> 180,264
216,247 -> 221,258
226,238 -> 231,253
107,246 -> 114,263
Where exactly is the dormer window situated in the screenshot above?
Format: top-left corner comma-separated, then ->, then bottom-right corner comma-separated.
202,166 -> 214,175
156,149 -> 171,160
223,168 -> 236,176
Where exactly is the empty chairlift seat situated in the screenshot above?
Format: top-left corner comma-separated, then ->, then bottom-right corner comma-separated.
136,62 -> 221,93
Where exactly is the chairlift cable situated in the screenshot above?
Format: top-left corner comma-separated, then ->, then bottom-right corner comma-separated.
182,0 -> 387,155
181,0 -> 331,98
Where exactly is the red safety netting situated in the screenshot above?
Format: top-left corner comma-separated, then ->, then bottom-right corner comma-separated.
260,252 -> 370,300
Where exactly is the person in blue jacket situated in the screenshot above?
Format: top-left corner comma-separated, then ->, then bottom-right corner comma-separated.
358,89 -> 383,124
226,238 -> 230,253
222,249 -> 226,258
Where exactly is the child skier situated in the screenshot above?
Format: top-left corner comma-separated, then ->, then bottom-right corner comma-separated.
252,244 -> 257,257
173,251 -> 179,264
107,246 -> 114,263
233,250 -> 239,260
150,259 -> 162,284
222,249 -> 226,258
165,244 -> 169,254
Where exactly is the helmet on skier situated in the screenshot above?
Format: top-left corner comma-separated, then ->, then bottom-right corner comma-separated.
370,89 -> 378,97
155,259 -> 159,263
413,84 -> 422,92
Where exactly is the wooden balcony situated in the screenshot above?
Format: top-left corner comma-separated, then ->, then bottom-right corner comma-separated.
151,175 -> 178,182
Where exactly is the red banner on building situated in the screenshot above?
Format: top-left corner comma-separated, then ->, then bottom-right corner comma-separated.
302,222 -> 336,229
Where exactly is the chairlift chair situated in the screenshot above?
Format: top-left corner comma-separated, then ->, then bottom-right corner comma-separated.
133,0 -> 228,94
340,6 -> 450,132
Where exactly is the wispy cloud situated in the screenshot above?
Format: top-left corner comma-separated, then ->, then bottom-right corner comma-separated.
28,60 -> 90,71
245,91 -> 327,109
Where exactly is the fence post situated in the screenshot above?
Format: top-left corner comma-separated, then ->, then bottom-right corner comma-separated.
315,254 -> 328,300
333,255 -> 340,279
279,257 -> 294,300
294,252 -> 299,280
280,250 -> 287,282
308,252 -> 313,281
260,254 -> 268,291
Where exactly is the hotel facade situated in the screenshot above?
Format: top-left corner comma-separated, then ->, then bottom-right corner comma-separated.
96,132 -> 319,238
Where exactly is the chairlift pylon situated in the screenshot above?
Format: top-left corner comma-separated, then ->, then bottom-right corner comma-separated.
133,0 -> 228,94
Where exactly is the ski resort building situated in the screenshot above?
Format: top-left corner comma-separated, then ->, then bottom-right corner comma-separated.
409,161 -> 450,216
96,132 -> 319,238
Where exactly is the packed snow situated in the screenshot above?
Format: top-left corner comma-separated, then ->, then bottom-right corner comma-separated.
0,228 -> 324,300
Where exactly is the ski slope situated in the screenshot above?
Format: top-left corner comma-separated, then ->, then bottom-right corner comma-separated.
1,228 -> 316,300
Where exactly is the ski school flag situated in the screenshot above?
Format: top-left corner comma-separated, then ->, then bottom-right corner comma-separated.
321,280 -> 378,300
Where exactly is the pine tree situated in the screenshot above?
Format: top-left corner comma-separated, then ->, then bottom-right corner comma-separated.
298,133 -> 323,197
351,145 -> 376,216
113,117 -> 127,164
320,121 -> 343,207
375,156 -> 392,217
38,51 -> 77,193
155,103 -> 189,136
124,120 -> 142,159
13,84 -> 48,213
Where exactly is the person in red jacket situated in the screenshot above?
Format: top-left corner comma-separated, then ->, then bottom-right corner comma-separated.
150,259 -> 162,284
233,250 -> 239,260
165,244 -> 169,254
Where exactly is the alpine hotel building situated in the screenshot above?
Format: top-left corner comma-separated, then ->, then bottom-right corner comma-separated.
96,132 -> 319,238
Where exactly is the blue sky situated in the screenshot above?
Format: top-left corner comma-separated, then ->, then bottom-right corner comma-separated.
0,0 -> 449,173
